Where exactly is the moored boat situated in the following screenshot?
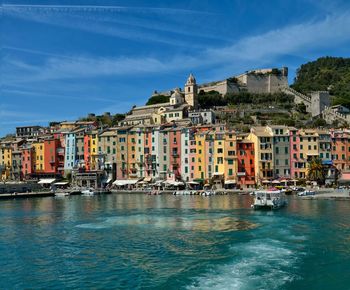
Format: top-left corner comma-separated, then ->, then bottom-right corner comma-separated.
82,188 -> 111,196
54,191 -> 70,197
297,190 -> 316,196
251,190 -> 287,210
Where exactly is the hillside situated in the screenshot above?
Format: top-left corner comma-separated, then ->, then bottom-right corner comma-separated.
291,56 -> 350,107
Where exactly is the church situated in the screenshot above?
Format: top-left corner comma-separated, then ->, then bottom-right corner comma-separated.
120,74 -> 199,126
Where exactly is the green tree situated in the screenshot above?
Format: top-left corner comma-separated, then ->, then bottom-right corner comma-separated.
198,90 -> 227,108
295,102 -> 307,114
146,95 -> 170,105
307,157 -> 325,184
292,56 -> 350,108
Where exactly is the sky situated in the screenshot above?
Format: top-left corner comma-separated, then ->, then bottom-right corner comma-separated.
1,0 -> 350,136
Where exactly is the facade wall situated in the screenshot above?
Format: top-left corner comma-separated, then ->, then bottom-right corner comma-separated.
64,133 -> 76,171
237,141 -> 255,187
180,128 -> 190,182
33,142 -> 44,172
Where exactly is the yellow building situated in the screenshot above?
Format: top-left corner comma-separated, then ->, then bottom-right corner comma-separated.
213,132 -> 225,174
248,127 -> 273,183
194,132 -> 206,180
299,129 -> 319,179
33,141 -> 45,172
0,146 -> 12,180
89,130 -> 99,170
224,131 -> 237,182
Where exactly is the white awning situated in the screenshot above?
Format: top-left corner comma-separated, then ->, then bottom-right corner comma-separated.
164,180 -> 184,186
105,178 -> 112,183
38,178 -> 56,184
113,179 -> 138,186
225,180 -> 236,184
54,182 -> 68,186
272,180 -> 281,184
187,181 -> 199,185
143,177 -> 152,182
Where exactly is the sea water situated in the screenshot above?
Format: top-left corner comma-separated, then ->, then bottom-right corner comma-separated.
1,194 -> 350,289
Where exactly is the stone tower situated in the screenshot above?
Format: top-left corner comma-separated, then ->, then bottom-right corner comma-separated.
184,73 -> 198,109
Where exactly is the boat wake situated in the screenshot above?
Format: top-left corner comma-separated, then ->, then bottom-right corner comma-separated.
76,214 -> 258,232
187,237 -> 304,290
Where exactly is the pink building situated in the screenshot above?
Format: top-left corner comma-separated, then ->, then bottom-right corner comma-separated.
169,128 -> 182,180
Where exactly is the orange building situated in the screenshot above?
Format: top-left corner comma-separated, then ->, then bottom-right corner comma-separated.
331,129 -> 350,171
237,136 -> 255,188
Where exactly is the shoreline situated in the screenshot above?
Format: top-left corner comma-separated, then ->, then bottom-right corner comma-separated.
1,188 -> 350,201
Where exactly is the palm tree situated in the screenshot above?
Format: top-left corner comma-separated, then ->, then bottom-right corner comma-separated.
307,157 -> 325,184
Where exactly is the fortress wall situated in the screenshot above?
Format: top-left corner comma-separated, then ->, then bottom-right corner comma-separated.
199,80 -> 239,95
267,75 -> 289,93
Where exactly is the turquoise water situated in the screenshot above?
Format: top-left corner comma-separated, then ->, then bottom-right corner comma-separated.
1,194 -> 350,289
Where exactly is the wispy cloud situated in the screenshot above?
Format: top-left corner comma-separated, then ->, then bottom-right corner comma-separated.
1,3 -> 221,46
3,10 -> 350,84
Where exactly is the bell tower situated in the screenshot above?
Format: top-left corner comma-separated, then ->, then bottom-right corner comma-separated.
184,73 -> 198,109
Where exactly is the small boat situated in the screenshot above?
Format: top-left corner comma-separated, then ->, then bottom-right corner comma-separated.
82,188 -> 111,196
201,190 -> 215,196
55,191 -> 70,197
251,190 -> 287,210
298,190 -> 316,196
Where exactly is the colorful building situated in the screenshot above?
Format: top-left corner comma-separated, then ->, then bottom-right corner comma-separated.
236,135 -> 255,188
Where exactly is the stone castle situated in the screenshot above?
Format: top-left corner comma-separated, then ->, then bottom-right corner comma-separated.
123,66 -> 335,126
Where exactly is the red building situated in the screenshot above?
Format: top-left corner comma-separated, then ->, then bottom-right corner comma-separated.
237,139 -> 255,188
21,146 -> 35,178
83,135 -> 91,171
44,139 -> 64,175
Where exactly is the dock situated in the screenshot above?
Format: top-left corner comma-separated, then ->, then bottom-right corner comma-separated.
0,191 -> 54,199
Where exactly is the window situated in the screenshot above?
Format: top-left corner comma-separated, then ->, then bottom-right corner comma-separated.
228,169 -> 233,176
228,160 -> 234,165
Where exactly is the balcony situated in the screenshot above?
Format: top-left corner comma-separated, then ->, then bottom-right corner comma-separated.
237,172 -> 246,176
172,153 -> 179,158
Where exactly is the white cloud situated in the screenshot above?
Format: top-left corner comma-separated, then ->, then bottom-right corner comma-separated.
3,10 -> 350,84
2,4 -> 220,46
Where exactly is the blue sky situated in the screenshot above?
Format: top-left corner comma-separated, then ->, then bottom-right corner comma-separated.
1,0 -> 350,136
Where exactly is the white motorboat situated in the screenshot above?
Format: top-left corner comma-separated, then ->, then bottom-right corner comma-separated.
298,190 -> 316,196
54,191 -> 70,197
81,188 -> 111,196
251,190 -> 287,209
201,190 -> 215,196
